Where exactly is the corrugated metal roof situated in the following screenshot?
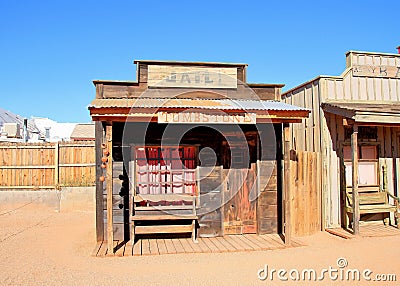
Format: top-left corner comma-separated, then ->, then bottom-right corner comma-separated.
89,98 -> 309,112
0,107 -> 39,133
323,102 -> 400,113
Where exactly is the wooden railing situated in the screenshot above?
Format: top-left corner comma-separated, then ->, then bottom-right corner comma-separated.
0,141 -> 95,189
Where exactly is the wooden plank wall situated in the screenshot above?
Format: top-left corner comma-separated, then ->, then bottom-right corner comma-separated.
326,53 -> 400,102
289,151 -> 321,236
198,166 -> 223,237
283,81 -> 321,153
257,160 -> 279,234
0,141 -> 95,189
102,161 -> 126,241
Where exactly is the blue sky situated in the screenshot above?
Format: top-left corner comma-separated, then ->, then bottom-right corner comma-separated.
1,0 -> 399,123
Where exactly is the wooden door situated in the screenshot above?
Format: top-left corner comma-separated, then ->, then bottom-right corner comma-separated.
223,163 -> 257,234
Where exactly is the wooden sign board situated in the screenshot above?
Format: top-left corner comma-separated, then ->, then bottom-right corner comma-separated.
148,65 -> 237,88
352,65 -> 400,78
157,111 -> 256,124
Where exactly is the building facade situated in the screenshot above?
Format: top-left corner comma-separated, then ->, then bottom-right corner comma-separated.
89,60 -> 309,251
283,50 -> 400,229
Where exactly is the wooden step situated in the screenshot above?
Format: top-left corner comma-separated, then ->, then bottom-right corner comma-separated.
135,224 -> 193,234
132,214 -> 198,221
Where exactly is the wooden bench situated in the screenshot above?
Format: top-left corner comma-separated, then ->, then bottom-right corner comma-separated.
345,187 -> 399,228
131,194 -> 198,244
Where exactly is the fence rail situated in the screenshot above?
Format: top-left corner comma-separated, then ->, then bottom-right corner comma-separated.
0,141 -> 96,189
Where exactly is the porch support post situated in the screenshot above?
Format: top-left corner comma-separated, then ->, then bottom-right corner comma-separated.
351,124 -> 360,235
95,121 -> 104,242
283,124 -> 291,245
106,124 -> 114,254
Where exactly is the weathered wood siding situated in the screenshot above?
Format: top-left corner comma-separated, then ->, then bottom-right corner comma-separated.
103,161 -> 127,241
282,51 -> 400,228
289,151 -> 321,236
326,52 -> 400,102
198,166 -> 223,237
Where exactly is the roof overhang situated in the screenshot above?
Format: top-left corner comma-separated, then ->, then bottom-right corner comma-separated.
89,98 -> 310,123
322,102 -> 400,125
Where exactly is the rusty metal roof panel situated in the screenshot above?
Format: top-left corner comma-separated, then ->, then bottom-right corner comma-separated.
89,98 -> 309,112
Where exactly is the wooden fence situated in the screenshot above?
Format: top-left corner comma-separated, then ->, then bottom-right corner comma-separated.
289,151 -> 322,236
0,141 -> 96,189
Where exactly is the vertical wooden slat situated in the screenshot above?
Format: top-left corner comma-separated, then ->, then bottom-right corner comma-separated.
54,142 -> 59,188
95,122 -> 105,242
351,125 -> 360,235
106,125 -> 114,254
283,124 -> 291,245
289,152 -> 297,237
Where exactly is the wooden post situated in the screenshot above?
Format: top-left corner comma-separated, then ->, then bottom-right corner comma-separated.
351,124 -> 360,235
283,124 -> 291,245
54,141 -> 59,188
106,124 -> 114,254
95,122 -> 104,242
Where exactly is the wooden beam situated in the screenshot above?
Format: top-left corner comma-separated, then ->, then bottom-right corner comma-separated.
106,124 -> 114,254
351,124 -> 360,235
343,118 -> 355,126
95,121 -> 104,242
283,124 -> 291,245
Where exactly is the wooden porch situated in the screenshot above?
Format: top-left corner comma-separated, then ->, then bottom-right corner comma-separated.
326,223 -> 400,239
92,234 -> 304,257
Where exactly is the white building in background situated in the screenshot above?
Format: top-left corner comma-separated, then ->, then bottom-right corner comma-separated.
30,117 -> 77,142
0,107 -> 92,143
0,107 -> 41,142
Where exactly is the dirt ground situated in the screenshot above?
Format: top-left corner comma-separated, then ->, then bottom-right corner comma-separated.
0,205 -> 399,286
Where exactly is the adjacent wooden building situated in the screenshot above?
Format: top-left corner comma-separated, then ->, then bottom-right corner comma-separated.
283,50 -> 400,231
89,60 -> 309,252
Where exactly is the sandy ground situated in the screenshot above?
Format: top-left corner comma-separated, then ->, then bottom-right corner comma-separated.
0,205 -> 399,286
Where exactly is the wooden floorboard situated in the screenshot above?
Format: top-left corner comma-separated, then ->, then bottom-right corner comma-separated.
236,235 -> 259,250
172,239 -> 186,254
91,241 -> 102,257
179,238 -> 195,253
222,235 -> 241,251
201,238 -> 221,253
246,234 -> 271,250
185,238 -> 203,253
326,224 -> 400,240
164,239 -> 177,254
141,239 -> 151,256
243,234 -> 266,249
149,238 -> 159,255
98,241 -> 108,257
269,234 -> 285,248
157,239 -> 168,255
215,237 -> 236,252
210,237 -> 230,252
115,241 -> 126,257
227,235 -> 253,251
196,239 -> 212,253
124,242 -> 133,257
97,233 -> 312,257
133,240 -> 142,256
258,235 -> 282,249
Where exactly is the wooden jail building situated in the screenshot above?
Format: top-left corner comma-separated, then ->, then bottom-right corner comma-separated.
89,60 -> 310,253
283,50 -> 400,233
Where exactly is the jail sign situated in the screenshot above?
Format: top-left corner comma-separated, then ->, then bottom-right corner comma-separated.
148,65 -> 238,88
157,111 -> 256,124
